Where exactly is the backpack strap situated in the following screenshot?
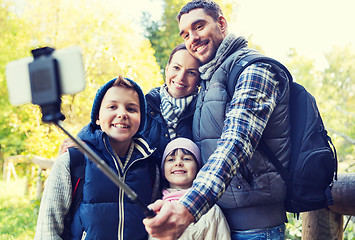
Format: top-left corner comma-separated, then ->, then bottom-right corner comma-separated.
148,161 -> 161,202
69,148 -> 86,213
227,53 -> 293,185
258,140 -> 290,187
62,148 -> 86,239
227,53 -> 293,98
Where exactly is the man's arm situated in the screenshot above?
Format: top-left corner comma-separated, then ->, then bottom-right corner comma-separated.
180,63 -> 281,219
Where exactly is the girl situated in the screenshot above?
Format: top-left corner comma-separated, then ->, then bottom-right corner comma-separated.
150,137 -> 230,240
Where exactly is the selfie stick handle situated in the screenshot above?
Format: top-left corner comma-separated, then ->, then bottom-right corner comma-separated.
55,121 -> 156,218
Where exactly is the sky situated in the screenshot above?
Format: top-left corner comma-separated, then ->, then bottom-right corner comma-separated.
119,0 -> 355,69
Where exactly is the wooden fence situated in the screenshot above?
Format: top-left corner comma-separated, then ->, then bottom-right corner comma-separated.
302,173 -> 355,240
3,156 -> 354,239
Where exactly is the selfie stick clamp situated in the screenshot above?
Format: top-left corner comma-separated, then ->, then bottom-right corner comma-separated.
29,47 -> 156,218
30,47 -> 65,123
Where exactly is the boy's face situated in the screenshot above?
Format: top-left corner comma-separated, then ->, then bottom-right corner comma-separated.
164,149 -> 198,189
165,49 -> 200,99
96,86 -> 140,150
178,8 -> 227,64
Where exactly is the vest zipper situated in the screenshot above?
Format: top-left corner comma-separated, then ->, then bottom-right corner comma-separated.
103,138 -> 152,240
103,137 -> 125,240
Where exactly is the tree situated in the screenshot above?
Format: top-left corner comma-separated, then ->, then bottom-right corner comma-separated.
320,45 -> 355,172
142,0 -> 238,71
286,46 -> 355,173
0,0 -> 33,160
0,0 -> 163,159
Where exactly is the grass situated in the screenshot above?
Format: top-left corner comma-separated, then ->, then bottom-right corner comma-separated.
0,178 -> 39,240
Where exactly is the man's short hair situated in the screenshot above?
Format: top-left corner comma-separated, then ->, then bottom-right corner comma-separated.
177,0 -> 223,22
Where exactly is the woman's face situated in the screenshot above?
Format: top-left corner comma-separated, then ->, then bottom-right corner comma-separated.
165,49 -> 200,99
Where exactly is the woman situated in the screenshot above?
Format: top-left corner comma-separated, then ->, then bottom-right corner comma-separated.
141,43 -> 201,158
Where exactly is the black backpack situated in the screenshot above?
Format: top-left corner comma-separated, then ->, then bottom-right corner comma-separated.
227,53 -> 338,216
62,147 -> 86,240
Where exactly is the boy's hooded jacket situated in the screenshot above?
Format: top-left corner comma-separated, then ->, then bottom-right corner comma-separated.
69,77 -> 157,239
69,124 -> 156,240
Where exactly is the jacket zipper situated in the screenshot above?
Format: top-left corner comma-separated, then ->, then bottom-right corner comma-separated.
103,138 -> 150,240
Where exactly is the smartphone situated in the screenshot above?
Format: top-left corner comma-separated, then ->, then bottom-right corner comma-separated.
5,46 -> 86,106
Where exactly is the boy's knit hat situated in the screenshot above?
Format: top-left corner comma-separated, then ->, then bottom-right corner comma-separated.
161,137 -> 201,173
90,77 -> 146,134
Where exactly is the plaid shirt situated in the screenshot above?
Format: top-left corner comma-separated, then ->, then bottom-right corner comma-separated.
179,63 -> 281,221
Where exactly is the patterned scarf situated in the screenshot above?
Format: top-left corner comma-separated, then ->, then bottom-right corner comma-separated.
160,84 -> 197,139
199,34 -> 248,81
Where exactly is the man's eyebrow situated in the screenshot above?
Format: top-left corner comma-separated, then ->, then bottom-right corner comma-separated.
179,19 -> 205,37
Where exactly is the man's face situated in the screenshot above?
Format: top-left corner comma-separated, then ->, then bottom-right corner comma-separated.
178,8 -> 227,64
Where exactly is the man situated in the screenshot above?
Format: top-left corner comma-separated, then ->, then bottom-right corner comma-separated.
144,0 -> 290,239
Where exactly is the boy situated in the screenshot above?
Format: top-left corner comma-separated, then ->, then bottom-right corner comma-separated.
35,76 -> 158,240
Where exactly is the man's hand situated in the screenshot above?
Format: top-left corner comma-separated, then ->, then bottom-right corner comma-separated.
143,200 -> 195,240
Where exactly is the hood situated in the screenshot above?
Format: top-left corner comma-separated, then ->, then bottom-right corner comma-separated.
77,123 -> 107,153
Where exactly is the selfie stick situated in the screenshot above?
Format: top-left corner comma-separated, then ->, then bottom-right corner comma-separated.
29,47 -> 156,218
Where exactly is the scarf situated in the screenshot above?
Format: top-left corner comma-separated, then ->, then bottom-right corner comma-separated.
199,34 -> 248,81
160,84 -> 197,139
162,188 -> 189,203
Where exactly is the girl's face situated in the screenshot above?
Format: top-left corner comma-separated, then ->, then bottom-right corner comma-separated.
165,49 -> 200,99
96,86 -> 140,156
164,148 -> 198,189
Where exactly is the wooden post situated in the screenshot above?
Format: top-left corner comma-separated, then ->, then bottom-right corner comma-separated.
31,156 -> 55,199
329,173 -> 355,216
301,173 -> 355,240
302,208 -> 343,240
36,168 -> 44,200
2,159 -> 9,181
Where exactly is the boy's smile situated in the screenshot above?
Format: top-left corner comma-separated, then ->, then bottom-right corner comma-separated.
96,86 -> 140,156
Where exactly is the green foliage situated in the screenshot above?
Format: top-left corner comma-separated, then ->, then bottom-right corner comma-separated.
142,0 -> 186,72
286,46 -> 355,173
0,178 -> 39,240
0,0 -> 163,162
343,216 -> 355,240
0,0 -> 33,163
320,45 -> 355,172
285,213 -> 302,239
142,0 -> 238,71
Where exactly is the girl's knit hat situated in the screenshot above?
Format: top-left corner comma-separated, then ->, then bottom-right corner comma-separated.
90,77 -> 146,134
161,137 -> 201,173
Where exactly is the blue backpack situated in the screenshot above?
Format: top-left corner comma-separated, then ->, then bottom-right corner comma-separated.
227,53 -> 338,216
